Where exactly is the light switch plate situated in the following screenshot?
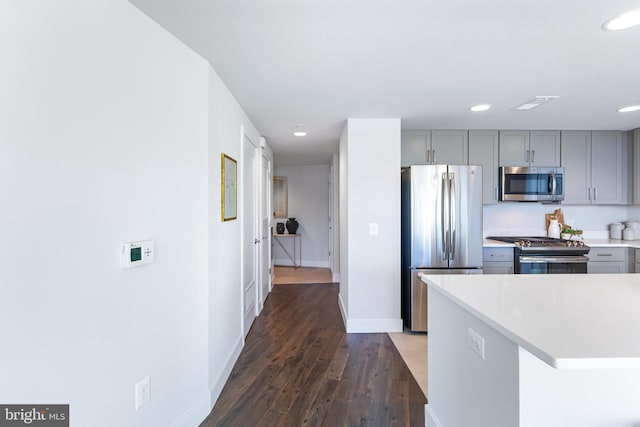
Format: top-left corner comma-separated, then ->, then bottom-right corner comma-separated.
369,223 -> 379,236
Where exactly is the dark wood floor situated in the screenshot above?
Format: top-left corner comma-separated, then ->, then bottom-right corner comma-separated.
200,283 -> 426,427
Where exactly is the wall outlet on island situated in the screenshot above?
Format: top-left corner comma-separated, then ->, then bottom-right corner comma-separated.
467,328 -> 485,360
135,376 -> 150,411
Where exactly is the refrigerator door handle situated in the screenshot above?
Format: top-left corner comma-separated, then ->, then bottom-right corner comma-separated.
449,172 -> 456,261
441,172 -> 448,260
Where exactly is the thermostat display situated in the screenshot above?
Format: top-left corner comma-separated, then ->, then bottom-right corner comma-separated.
122,240 -> 154,268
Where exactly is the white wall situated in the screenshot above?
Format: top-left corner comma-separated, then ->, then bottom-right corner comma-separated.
273,164 -> 330,268
0,2 -> 211,426
339,119 -> 403,333
0,2 -> 266,426
484,203 -> 640,237
207,70 -> 262,404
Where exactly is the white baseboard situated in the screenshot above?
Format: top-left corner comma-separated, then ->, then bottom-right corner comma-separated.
337,293 -> 401,333
338,292 -> 348,328
274,258 -> 330,268
345,317 -> 403,333
172,391 -> 211,427
425,404 -> 443,427
208,334 -> 243,408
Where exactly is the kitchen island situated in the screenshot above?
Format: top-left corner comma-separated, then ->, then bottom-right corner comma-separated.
422,273 -> 640,427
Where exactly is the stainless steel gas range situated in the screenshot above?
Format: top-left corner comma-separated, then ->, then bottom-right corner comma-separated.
487,236 -> 590,274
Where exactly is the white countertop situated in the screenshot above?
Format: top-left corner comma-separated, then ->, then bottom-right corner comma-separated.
422,273 -> 640,369
483,237 -> 640,248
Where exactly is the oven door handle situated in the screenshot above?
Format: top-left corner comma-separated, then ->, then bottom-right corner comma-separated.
519,255 -> 589,264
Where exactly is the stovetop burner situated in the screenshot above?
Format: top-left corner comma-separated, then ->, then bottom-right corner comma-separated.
487,236 -> 589,252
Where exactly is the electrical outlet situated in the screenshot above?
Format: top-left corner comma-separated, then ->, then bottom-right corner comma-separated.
135,376 -> 150,411
369,223 -> 379,236
467,328 -> 485,360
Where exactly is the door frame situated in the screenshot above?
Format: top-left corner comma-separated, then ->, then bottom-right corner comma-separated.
240,127 -> 260,338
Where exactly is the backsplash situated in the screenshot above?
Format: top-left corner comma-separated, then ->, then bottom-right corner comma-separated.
483,204 -> 640,237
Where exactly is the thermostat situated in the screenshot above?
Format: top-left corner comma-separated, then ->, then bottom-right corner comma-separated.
122,240 -> 154,268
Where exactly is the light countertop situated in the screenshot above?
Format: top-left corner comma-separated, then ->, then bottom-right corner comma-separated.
421,273 -> 640,369
483,237 -> 640,249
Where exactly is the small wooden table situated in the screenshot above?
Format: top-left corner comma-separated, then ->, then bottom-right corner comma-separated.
273,233 -> 301,268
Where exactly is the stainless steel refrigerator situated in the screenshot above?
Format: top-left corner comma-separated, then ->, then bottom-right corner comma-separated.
401,164 -> 483,332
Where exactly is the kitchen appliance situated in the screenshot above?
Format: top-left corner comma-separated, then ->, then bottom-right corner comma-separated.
499,166 -> 564,202
487,236 -> 590,274
401,165 -> 483,332
610,222 -> 624,239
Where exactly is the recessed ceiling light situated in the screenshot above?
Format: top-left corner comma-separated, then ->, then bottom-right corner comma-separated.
470,104 -> 491,112
618,105 -> 640,113
515,96 -> 559,111
603,9 -> 640,31
293,124 -> 307,137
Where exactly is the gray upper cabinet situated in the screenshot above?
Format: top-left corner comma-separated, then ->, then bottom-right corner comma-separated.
561,130 -> 625,205
561,131 -> 592,204
591,131 -> 625,204
401,130 -> 468,166
499,130 -> 560,166
430,130 -> 468,165
469,130 -> 499,204
401,130 -> 430,166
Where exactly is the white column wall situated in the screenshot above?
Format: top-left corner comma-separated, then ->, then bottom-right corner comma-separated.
339,118 -> 403,332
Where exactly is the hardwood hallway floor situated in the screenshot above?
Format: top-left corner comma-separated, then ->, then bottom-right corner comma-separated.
201,283 -> 426,427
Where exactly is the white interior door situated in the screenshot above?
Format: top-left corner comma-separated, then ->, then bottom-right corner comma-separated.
242,133 -> 258,337
260,151 -> 271,306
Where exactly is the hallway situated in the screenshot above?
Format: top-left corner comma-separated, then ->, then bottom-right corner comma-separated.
201,283 -> 426,426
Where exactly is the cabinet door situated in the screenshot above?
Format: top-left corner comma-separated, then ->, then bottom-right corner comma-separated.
483,261 -> 514,274
430,130 -> 468,165
588,262 -> 626,273
499,130 -> 529,166
561,131 -> 591,204
401,130 -> 429,167
469,130 -> 499,204
530,130 -> 560,166
591,131 -> 623,204
633,129 -> 640,204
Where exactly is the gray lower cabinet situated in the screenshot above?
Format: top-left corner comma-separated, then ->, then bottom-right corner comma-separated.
636,249 -> 640,273
469,130 -> 499,204
587,247 -> 630,273
483,247 -> 514,274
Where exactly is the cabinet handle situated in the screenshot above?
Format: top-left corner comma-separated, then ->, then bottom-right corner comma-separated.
531,150 -> 536,163
427,149 -> 431,163
588,187 -> 592,201
432,150 -> 436,163
495,187 -> 498,201
526,150 -> 530,163
597,253 -> 613,257
594,187 -> 597,201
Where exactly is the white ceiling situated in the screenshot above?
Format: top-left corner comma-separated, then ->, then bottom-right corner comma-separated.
129,0 -> 640,165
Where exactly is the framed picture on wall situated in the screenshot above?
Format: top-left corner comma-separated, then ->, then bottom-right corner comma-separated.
221,153 -> 237,221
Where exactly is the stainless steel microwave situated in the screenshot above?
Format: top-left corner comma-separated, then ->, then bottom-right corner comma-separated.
499,166 -> 564,202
